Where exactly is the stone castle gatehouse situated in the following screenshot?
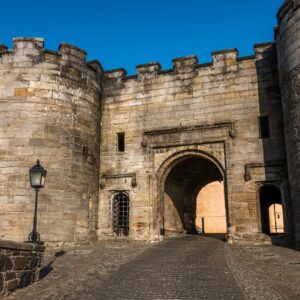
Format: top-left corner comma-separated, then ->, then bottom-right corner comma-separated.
1,0 -> 300,248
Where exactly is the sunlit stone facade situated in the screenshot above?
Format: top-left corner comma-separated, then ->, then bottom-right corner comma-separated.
0,0 -> 299,248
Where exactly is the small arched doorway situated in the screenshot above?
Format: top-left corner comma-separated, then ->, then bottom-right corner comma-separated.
161,154 -> 227,235
259,184 -> 284,234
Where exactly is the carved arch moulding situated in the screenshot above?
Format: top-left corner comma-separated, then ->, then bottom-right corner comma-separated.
141,121 -> 235,175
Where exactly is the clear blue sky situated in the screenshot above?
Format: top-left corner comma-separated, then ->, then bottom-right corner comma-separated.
0,0 -> 283,74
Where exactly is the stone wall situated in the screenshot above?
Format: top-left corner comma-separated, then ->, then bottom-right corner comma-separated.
276,0 -> 300,248
0,240 -> 45,296
99,42 -> 287,244
0,38 -> 103,247
0,1 -> 297,248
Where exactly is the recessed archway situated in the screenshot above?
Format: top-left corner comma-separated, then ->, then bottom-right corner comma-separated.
159,153 -> 227,236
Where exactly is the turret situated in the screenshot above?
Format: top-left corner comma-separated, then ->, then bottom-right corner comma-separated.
0,38 -> 103,247
276,0 -> 300,248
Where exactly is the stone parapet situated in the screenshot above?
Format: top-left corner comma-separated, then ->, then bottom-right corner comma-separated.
0,240 -> 45,296
212,49 -> 238,70
172,55 -> 198,70
103,46 -> 265,83
136,62 -> 162,79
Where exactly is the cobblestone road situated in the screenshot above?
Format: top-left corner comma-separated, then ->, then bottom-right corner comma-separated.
6,235 -> 300,300
95,235 -> 245,300
227,243 -> 300,300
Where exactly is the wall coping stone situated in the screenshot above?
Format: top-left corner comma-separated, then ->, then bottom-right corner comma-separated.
172,55 -> 198,63
211,48 -> 238,56
254,42 -> 275,49
136,62 -> 162,69
13,37 -> 44,42
59,42 -> 87,56
0,240 -> 45,253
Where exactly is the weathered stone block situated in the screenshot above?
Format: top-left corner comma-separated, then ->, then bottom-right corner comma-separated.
7,279 -> 18,291
0,254 -> 13,272
19,271 -> 33,288
5,272 -> 16,281
13,257 -> 26,270
0,273 -> 4,292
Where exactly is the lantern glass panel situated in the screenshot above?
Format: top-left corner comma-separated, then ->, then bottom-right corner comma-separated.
30,171 -> 42,188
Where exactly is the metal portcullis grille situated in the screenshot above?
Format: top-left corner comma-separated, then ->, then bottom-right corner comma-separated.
113,193 -> 130,236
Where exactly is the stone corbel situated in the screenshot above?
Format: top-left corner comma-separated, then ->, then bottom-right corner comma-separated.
99,179 -> 106,189
244,163 -> 262,181
229,127 -> 236,139
141,136 -> 148,148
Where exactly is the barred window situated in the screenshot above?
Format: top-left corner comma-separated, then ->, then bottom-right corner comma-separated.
113,193 -> 130,236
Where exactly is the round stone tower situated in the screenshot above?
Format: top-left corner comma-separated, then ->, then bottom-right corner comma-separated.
276,0 -> 300,248
0,38 -> 103,247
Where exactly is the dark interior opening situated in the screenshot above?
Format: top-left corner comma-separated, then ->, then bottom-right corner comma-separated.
117,132 -> 125,152
163,156 -> 225,235
259,116 -> 270,139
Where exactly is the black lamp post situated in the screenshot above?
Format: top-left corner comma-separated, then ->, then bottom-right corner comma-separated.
28,159 -> 47,244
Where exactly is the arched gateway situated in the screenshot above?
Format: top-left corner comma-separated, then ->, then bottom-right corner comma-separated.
156,151 -> 228,236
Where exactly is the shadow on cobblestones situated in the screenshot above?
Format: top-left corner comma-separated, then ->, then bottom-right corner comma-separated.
6,240 -> 152,300
270,233 -> 296,250
39,250 -> 66,280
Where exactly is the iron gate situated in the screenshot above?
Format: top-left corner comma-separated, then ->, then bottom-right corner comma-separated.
113,193 -> 130,236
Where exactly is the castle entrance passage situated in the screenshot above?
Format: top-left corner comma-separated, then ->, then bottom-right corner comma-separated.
162,156 -> 227,235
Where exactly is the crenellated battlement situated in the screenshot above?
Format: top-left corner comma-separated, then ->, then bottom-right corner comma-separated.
136,62 -> 161,80
104,43 -> 276,82
172,55 -> 198,69
0,37 -> 103,80
14,37 -> 44,50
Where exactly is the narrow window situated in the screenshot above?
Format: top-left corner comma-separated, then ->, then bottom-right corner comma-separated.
117,132 -> 125,152
259,116 -> 270,139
